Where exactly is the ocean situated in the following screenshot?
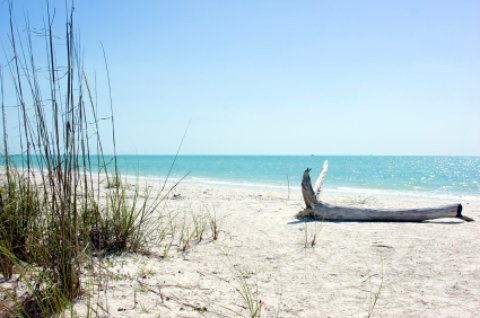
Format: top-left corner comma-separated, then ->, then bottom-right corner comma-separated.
5,155 -> 480,203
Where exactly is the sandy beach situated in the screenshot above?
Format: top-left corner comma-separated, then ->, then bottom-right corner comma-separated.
2,1 -> 479,316
61,180 -> 480,318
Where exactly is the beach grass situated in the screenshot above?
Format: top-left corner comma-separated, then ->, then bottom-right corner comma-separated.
0,3 -> 168,316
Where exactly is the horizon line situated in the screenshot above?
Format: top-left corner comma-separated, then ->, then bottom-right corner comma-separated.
5,153 -> 480,157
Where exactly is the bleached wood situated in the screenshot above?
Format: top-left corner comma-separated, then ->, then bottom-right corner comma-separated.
298,168 -> 474,222
314,160 -> 328,200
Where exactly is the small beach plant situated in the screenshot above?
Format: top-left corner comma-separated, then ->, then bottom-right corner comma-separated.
208,208 -> 222,241
367,260 -> 384,318
234,267 -> 262,318
303,221 -> 318,249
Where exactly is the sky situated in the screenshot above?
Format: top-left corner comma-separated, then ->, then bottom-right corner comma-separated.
1,0 -> 479,155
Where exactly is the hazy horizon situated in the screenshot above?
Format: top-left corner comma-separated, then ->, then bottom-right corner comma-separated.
5,153 -> 480,157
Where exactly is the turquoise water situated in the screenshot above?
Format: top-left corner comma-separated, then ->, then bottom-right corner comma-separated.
5,155 -> 480,202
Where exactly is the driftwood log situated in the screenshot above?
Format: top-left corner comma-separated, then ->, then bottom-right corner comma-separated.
298,165 -> 474,222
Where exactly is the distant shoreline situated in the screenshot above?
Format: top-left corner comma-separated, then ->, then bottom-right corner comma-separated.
2,154 -> 480,204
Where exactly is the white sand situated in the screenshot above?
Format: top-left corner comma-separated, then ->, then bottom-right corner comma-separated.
61,180 -> 480,318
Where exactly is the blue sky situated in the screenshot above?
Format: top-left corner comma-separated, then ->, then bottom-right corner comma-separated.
1,0 -> 479,155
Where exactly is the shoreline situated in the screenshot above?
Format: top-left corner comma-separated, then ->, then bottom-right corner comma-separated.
2,164 -> 479,205
3,154 -> 479,204
120,173 -> 480,205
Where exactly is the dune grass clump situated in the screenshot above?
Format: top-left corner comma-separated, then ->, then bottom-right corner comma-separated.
0,2 -> 159,316
0,1 -> 231,316
0,170 -> 39,279
88,183 -> 161,255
